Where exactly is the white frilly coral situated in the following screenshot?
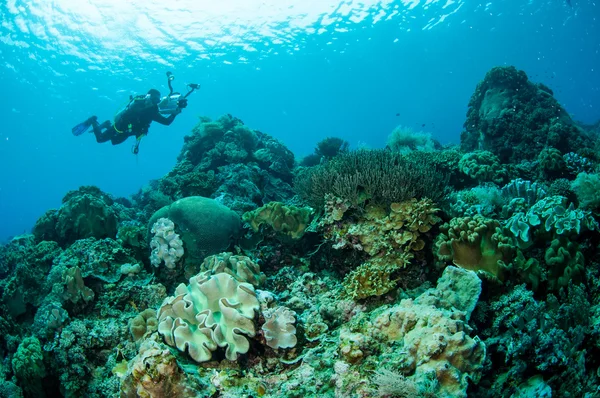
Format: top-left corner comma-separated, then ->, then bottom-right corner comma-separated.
262,306 -> 297,349
150,217 -> 184,269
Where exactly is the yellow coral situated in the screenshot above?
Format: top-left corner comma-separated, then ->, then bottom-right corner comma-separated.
243,202 -> 312,239
343,254 -> 412,300
330,198 -> 440,256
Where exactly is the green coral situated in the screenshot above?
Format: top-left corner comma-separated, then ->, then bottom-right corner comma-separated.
538,147 -> 567,179
148,196 -> 242,265
243,202 -> 312,240
458,150 -> 507,184
544,237 -> 585,290
571,172 -> 600,210
434,215 -> 516,280
505,195 -> 598,247
12,336 -> 46,397
342,255 -> 411,300
331,198 -> 440,299
294,149 -> 449,210
33,187 -> 120,246
461,66 -> 591,163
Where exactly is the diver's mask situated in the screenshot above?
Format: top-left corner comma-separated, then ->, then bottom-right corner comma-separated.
145,93 -> 161,106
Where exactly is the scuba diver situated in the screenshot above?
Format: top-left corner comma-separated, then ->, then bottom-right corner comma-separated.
72,72 -> 200,154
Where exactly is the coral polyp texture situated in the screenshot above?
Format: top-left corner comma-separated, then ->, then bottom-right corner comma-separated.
150,217 -> 184,269
2,63 -> 600,398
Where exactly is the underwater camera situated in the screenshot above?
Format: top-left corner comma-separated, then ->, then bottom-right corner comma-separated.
158,71 -> 200,115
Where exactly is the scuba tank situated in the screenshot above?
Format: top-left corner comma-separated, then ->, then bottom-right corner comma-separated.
114,94 -> 151,130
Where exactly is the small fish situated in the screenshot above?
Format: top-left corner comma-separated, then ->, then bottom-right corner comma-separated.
566,0 -> 572,6
395,113 -> 400,116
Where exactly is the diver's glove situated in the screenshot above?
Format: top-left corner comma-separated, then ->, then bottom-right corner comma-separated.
174,107 -> 182,115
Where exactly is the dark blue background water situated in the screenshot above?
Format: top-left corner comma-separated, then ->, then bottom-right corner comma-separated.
0,0 -> 598,243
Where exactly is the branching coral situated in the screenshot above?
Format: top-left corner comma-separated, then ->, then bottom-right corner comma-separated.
294,149 -> 449,210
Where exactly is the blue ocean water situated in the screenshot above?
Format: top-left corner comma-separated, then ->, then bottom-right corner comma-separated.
0,0 -> 597,243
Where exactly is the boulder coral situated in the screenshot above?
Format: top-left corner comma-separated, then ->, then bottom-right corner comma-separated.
148,196 -> 241,266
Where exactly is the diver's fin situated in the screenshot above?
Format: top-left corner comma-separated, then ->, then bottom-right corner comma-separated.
71,116 -> 97,136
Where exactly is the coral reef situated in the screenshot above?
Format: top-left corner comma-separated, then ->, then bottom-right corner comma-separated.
461,66 -> 592,163
434,215 -> 516,280
148,196 -> 242,267
1,92 -> 599,398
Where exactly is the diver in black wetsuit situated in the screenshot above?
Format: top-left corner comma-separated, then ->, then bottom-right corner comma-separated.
81,89 -> 183,154
72,72 -> 199,154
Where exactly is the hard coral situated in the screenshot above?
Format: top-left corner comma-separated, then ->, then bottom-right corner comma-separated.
461,66 -> 591,163
148,196 -> 241,265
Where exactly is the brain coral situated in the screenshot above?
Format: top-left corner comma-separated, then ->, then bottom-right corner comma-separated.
148,196 -> 241,265
157,272 -> 259,362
